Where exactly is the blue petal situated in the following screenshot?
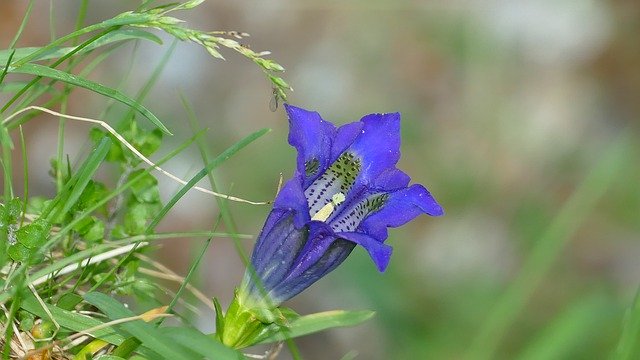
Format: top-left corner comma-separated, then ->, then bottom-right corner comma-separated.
268,236 -> 355,303
246,210 -> 307,297
338,232 -> 393,271
348,112 -> 401,187
265,221 -> 355,303
284,221 -> 337,279
330,121 -> 363,162
273,178 -> 310,227
360,184 -> 444,241
284,104 -> 336,185
373,168 -> 411,191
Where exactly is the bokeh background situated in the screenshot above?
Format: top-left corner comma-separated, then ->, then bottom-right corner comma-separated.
2,1 -> 640,359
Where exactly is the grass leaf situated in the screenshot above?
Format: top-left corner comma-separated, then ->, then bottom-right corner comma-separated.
0,29 -> 161,65
20,294 -> 125,345
83,292 -> 193,360
256,310 -> 376,344
160,327 -> 242,360
613,289 -> 640,360
9,63 -> 170,134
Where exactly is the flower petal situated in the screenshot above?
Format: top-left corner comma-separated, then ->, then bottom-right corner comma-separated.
267,222 -> 355,303
247,210 -> 307,298
359,184 -> 444,241
331,121 -> 364,161
273,177 -> 310,227
338,231 -> 393,271
348,112 -> 401,186
284,104 -> 336,184
373,168 -> 411,191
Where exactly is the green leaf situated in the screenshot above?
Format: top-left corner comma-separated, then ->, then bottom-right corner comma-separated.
128,170 -> 160,203
147,127 -> 271,232
9,64 -> 171,134
160,327 -> 242,360
137,128 -> 163,157
8,243 -> 30,262
7,197 -> 22,221
20,294 -> 126,345
57,293 -> 84,311
124,202 -> 154,235
54,138 -> 112,219
83,219 -> 106,243
614,289 -> 640,360
77,181 -> 109,213
26,196 -> 48,214
17,310 -> 35,332
516,295 -> 610,360
0,81 -> 55,94
256,310 -> 376,344
0,29 -> 162,65
83,292 -> 194,360
16,218 -> 50,249
213,298 -> 225,342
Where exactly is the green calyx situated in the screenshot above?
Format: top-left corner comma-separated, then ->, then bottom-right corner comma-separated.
214,289 -> 298,349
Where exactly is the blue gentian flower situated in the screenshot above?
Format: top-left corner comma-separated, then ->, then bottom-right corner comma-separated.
241,104 -> 444,307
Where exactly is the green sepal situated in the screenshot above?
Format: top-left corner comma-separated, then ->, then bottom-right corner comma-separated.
219,288 -> 298,349
213,297 -> 225,342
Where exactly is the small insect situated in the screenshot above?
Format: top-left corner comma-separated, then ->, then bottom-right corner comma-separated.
269,87 -> 280,112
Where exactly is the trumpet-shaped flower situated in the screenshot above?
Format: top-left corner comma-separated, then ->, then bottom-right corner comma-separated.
241,104 -> 443,307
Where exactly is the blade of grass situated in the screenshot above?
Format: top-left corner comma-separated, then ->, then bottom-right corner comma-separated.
160,327 -> 243,359
20,293 -> 126,345
255,310 -> 376,344
53,137 -> 111,218
0,124 -> 14,200
9,12 -> 156,67
613,288 -> 640,360
0,29 -> 162,65
49,0 -> 56,41
2,27 -> 119,114
467,131 -> 633,360
0,49 -> 15,85
181,93 -> 254,265
0,131 -> 202,305
118,38 -> 177,129
149,127 -> 270,231
18,125 -> 27,226
0,81 -> 55,94
88,128 -> 270,293
25,231 -> 249,289
10,42 -> 127,129
181,94 -> 305,358
7,0 -> 35,50
9,64 -> 170,134
516,294 -> 610,360
84,292 -> 195,360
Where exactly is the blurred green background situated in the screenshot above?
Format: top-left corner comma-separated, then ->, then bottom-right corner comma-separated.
2,0 -> 639,359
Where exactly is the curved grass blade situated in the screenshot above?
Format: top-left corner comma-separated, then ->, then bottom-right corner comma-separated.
614,288 -> 640,360
10,63 -> 171,134
51,137 -> 111,220
255,310 -> 376,344
10,12 -> 156,68
20,293 -> 125,345
0,29 -> 162,65
516,295 -> 610,360
146,127 -> 270,231
160,327 -> 242,360
83,292 -> 194,360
